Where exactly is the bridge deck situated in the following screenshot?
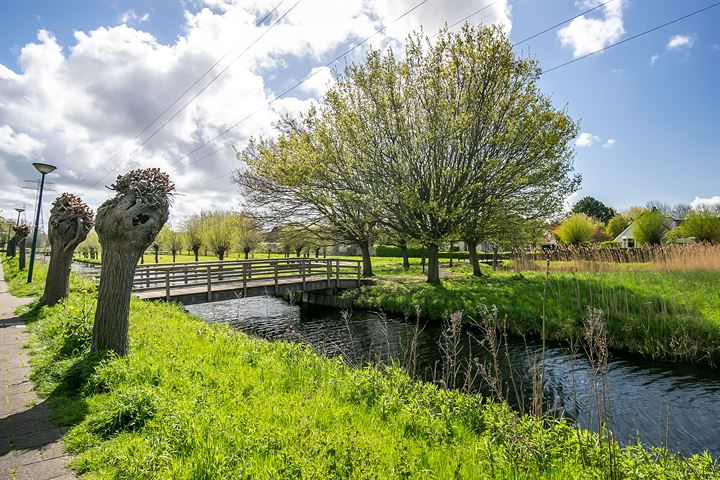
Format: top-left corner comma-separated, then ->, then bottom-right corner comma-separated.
130,258 -> 365,305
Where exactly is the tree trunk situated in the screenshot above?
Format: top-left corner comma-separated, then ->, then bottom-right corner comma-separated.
172,251 -> 176,263
427,244 -> 440,284
18,238 -> 27,270
91,245 -> 139,356
153,247 -> 159,263
40,247 -> 75,305
449,242 -> 454,267
193,247 -> 199,262
140,254 -> 144,264
466,240 -> 483,277
295,248 -> 302,257
7,236 -> 16,257
244,248 -> 250,260
421,254 -> 426,273
314,248 -> 320,258
399,240 -> 410,271
359,241 -> 373,277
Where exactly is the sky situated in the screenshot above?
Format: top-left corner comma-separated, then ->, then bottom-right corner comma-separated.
1,0 -> 719,231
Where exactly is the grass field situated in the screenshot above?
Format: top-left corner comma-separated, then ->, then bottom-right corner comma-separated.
3,256 -> 715,479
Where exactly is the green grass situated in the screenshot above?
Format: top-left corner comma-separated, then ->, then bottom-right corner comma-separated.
3,256 -> 716,479
354,268 -> 720,365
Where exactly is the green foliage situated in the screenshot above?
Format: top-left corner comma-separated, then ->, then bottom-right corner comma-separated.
633,209 -> 668,245
673,210 -> 720,243
605,214 -> 629,239
5,256 -> 715,478
600,240 -> 621,248
556,214 -> 594,245
571,196 -> 616,223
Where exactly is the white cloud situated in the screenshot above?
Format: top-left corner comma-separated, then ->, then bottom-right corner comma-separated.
0,125 -> 45,158
0,1 -> 512,226
666,33 -> 695,50
691,196 -> 720,211
576,132 -> 601,147
557,0 -> 625,58
299,66 -> 335,97
649,54 -> 659,66
119,10 -> 151,25
602,138 -> 616,148
610,68 -> 623,74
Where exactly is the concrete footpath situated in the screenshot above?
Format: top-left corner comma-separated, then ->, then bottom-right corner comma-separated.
0,263 -> 75,479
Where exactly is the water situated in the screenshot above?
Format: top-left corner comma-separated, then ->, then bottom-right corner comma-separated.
186,296 -> 720,458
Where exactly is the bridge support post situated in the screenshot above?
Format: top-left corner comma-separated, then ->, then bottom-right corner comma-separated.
242,263 -> 248,297
165,270 -> 170,301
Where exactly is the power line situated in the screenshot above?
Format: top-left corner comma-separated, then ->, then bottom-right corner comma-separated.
168,0 -> 432,176
543,2 -> 719,74
512,0 -> 612,47
80,1 -> 299,194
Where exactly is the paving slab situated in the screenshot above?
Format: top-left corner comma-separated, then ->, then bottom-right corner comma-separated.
0,262 -> 75,479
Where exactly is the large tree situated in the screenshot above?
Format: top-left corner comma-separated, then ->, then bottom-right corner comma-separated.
633,209 -> 667,245
235,114 -> 378,277
91,168 -> 173,355
556,214 -> 594,245
326,25 -> 578,283
673,209 -> 720,243
235,214 -> 263,259
571,196 -> 616,223
40,193 -> 94,306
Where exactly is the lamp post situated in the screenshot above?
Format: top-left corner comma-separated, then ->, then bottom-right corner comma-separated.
27,162 -> 56,283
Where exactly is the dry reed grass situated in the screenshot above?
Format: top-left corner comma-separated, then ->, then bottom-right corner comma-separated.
514,243 -> 720,273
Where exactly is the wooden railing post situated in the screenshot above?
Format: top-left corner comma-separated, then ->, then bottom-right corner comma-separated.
335,259 -> 340,288
356,261 -> 361,288
206,266 -> 212,302
326,259 -> 331,288
301,259 -> 306,290
242,263 -> 248,297
165,270 -> 170,301
145,268 -> 150,288
274,261 -> 279,294
184,268 -> 188,285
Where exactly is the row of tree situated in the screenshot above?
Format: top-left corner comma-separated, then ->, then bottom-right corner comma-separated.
235,24 -> 580,283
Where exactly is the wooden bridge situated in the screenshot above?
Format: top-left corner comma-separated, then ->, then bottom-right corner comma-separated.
131,258 -> 369,305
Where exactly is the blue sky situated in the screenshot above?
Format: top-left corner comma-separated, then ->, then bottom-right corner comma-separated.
1,0 -> 718,226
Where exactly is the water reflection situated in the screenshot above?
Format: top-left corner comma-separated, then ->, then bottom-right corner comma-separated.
187,296 -> 720,458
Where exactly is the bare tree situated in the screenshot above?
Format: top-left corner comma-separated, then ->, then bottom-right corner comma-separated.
91,168 -> 174,355
40,193 -> 94,306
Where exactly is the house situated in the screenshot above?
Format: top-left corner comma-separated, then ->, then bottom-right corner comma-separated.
613,216 -> 681,247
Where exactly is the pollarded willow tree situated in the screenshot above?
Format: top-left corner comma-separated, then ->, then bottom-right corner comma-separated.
235,114 -> 379,277
184,214 -> 205,261
326,24 -> 579,283
14,225 -> 30,270
91,168 -> 174,356
40,193 -> 94,306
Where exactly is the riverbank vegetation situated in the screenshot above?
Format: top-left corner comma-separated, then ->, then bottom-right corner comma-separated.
4,256 -> 716,478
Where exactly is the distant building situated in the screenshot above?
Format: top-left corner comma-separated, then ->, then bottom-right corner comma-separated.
613,217 -> 682,247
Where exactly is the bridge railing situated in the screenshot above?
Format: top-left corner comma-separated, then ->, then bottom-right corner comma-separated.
131,257 -> 362,300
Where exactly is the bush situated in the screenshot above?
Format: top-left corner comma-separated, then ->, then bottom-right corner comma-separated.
674,210 -> 720,243
634,209 -> 668,245
600,241 -> 621,248
555,214 -> 594,245
606,214 -> 629,239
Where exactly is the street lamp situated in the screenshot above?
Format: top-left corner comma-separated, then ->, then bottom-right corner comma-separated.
27,162 -> 56,283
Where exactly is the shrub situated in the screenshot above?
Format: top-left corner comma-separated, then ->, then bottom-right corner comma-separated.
674,210 -> 720,243
555,214 -> 594,245
605,214 -> 629,239
600,240 -> 621,248
633,209 -> 668,245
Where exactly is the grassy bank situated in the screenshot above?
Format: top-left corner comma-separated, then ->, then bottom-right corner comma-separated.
3,257 -> 716,478
354,269 -> 720,366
